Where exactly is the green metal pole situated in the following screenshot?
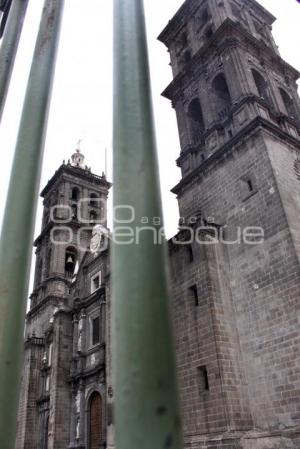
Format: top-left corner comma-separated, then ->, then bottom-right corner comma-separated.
112,1 -> 183,449
0,1 -> 64,447
0,0 -> 29,124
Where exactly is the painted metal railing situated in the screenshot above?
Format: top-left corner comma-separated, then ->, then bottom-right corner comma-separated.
0,1 -> 65,448
0,1 -> 183,448
112,0 -> 183,448
0,0 -> 29,123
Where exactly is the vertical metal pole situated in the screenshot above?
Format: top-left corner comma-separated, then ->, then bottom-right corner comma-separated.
0,1 -> 64,447
0,0 -> 29,124
112,1 -> 183,449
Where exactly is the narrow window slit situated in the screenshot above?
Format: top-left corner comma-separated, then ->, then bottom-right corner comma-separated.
189,284 -> 199,306
198,366 -> 209,392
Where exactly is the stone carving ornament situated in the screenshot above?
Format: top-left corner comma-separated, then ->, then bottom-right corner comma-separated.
294,158 -> 300,180
90,224 -> 109,254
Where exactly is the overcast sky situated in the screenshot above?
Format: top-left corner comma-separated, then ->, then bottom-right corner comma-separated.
0,0 -> 300,244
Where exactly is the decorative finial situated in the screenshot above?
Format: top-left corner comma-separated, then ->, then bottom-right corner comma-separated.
71,140 -> 85,169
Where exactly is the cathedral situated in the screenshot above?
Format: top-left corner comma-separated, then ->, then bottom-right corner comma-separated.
15,1 -> 300,449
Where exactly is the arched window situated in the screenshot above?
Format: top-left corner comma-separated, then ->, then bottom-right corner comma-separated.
252,69 -> 273,108
205,27 -> 213,39
279,88 -> 297,119
90,210 -> 98,223
89,392 -> 102,449
65,247 -> 77,279
90,193 -> 99,207
183,49 -> 192,64
71,187 -> 80,201
187,98 -> 205,144
212,73 -> 232,118
201,7 -> 210,23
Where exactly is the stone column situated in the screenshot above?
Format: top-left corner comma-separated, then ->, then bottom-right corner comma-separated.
78,309 -> 87,354
82,187 -> 89,223
68,384 -> 77,448
224,46 -> 253,99
78,380 -> 85,447
198,77 -> 214,128
100,299 -> 106,345
173,99 -> 189,150
73,314 -> 79,355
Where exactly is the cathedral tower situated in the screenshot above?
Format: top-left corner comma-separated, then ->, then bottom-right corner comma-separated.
15,150 -> 111,449
159,1 -> 300,448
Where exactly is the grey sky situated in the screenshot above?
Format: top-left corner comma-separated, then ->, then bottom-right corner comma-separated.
0,0 -> 300,244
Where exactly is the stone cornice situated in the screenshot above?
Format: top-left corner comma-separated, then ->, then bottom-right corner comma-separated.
176,95 -> 300,166
168,220 -> 222,255
158,0 -> 200,47
73,287 -> 106,311
34,219 -> 87,246
31,274 -> 72,298
162,19 -> 299,102
40,163 -> 112,199
158,0 -> 275,46
172,116 -> 300,196
27,295 -> 63,319
68,354 -> 105,383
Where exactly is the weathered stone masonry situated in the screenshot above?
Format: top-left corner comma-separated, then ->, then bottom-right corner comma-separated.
16,1 -> 300,448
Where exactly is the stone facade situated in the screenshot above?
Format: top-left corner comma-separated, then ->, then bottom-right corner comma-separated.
16,1 -> 300,449
15,150 -> 112,449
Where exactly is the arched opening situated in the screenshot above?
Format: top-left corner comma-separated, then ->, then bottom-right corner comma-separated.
187,98 -> 205,144
205,27 -> 213,39
89,392 -> 102,449
71,187 -> 80,202
183,49 -> 192,64
212,73 -> 232,118
90,193 -> 99,207
201,6 -> 210,23
90,210 -> 98,224
279,88 -> 297,119
252,69 -> 273,108
65,247 -> 77,279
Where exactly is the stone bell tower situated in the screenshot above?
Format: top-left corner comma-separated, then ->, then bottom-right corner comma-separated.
31,147 -> 110,309
159,0 -> 300,448
15,149 -> 111,449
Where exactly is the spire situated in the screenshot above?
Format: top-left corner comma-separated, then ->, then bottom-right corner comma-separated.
71,140 -> 85,168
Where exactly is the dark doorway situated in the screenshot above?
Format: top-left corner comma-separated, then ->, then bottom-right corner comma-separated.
89,392 -> 102,449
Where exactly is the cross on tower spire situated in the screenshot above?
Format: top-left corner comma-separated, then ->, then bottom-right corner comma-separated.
71,141 -> 85,168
